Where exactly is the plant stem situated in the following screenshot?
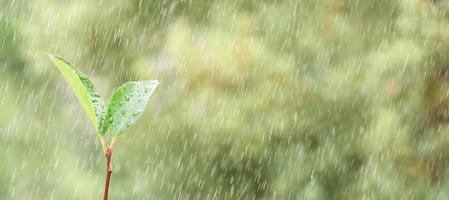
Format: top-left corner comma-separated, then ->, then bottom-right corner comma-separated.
103,148 -> 113,200
100,137 -> 108,154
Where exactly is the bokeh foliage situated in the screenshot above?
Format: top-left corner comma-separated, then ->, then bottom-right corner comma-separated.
3,0 -> 449,199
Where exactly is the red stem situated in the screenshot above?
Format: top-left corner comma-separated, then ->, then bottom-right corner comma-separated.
103,148 -> 112,200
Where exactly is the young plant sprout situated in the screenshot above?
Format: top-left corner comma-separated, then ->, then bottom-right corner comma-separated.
48,54 -> 159,200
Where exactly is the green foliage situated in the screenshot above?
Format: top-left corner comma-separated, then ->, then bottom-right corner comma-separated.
101,81 -> 159,137
48,54 -> 105,132
5,0 -> 449,199
49,55 -> 158,138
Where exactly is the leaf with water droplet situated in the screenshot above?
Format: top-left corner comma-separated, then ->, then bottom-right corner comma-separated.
102,80 -> 159,137
48,54 -> 106,135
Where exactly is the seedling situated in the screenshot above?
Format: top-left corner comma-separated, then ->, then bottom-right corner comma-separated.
48,54 -> 159,200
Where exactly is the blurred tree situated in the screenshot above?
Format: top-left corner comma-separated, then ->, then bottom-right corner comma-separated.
5,0 -> 449,199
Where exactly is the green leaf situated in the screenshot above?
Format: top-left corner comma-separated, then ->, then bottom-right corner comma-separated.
48,54 -> 105,133
102,81 -> 159,137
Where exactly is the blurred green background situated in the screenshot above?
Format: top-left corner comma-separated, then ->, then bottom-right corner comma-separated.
3,0 -> 449,199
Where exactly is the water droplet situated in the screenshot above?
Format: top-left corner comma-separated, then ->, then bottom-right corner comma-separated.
121,110 -> 126,115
